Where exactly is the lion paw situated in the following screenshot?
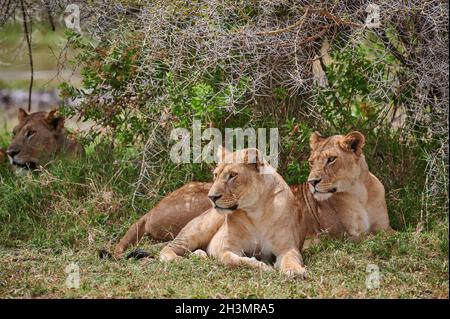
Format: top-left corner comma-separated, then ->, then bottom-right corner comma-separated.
245,257 -> 273,272
282,266 -> 307,279
191,249 -> 208,258
159,247 -> 181,262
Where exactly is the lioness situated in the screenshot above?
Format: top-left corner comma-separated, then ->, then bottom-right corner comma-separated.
6,108 -> 83,170
159,147 -> 307,277
303,131 -> 390,240
113,131 -> 391,257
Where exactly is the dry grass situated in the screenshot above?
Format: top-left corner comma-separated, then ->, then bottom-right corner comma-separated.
0,229 -> 447,299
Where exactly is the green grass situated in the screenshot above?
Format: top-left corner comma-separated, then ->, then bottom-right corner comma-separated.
0,22 -> 69,71
0,132 -> 448,298
0,230 -> 447,298
0,78 -> 63,90
0,22 -> 78,90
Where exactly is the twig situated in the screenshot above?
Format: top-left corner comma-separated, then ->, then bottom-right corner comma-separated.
376,29 -> 411,67
20,0 -> 33,113
256,8 -> 310,36
313,8 -> 365,28
44,0 -> 55,31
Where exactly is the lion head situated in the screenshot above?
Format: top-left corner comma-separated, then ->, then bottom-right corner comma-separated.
207,147 -> 273,214
6,108 -> 67,169
307,131 -> 367,201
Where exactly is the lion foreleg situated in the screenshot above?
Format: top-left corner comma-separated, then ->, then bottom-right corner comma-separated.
275,248 -> 307,279
159,209 -> 224,262
220,251 -> 272,271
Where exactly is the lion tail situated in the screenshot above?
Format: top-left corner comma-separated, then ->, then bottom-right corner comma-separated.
99,214 -> 152,260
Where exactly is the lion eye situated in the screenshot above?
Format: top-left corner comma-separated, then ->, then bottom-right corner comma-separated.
25,130 -> 36,139
327,156 -> 337,164
228,172 -> 238,180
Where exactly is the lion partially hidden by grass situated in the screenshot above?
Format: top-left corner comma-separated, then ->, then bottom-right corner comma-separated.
4,108 -> 83,171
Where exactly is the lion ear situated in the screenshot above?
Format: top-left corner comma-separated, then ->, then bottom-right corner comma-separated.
45,110 -> 65,131
18,108 -> 29,122
340,131 -> 365,156
310,131 -> 325,149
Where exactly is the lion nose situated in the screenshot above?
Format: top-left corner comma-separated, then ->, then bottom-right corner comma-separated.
308,178 -> 321,187
208,195 -> 222,203
6,149 -> 20,158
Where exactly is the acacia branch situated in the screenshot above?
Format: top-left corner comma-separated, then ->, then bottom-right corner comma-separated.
255,7 -> 363,37
256,8 -> 310,36
20,0 -> 33,113
377,29 -> 411,67
44,0 -> 55,31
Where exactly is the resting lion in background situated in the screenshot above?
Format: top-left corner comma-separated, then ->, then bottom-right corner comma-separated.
113,131 -> 391,258
5,108 -> 83,170
160,147 -> 307,278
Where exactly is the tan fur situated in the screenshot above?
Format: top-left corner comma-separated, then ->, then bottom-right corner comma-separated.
306,131 -> 390,240
115,131 -> 390,258
160,147 -> 307,278
114,181 -> 213,257
0,148 -> 6,165
6,108 -> 83,170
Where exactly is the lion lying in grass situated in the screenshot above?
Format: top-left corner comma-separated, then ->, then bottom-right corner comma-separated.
160,147 -> 307,278
114,131 -> 391,259
113,131 -> 391,260
4,108 -> 83,171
